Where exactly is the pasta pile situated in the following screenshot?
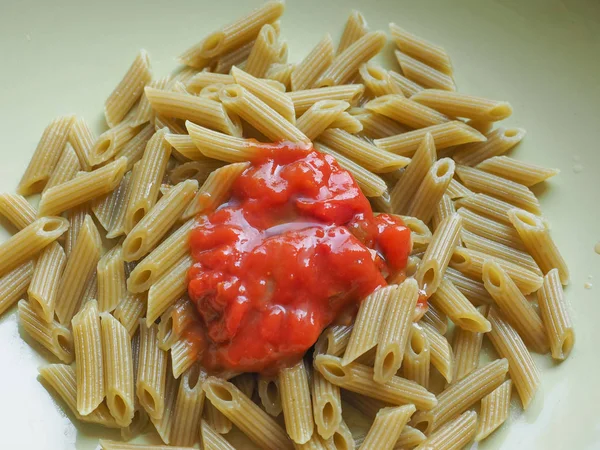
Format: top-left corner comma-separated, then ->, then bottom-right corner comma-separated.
0,1 -> 575,449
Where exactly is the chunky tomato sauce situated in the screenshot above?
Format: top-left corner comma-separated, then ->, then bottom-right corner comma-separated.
187,143 -> 412,374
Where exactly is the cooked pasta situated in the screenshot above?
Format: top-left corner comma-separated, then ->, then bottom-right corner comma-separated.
204,398 -> 233,434
405,158 -> 455,223
288,85 -> 364,115
297,100 -> 349,140
113,291 -> 146,337
445,178 -> 472,199
312,368 -> 341,439
137,320 -> 168,420
454,193 -> 513,225
130,76 -> 171,127
93,171 -> 133,239
44,143 -> 80,192
68,117 -> 95,170
476,155 -> 559,186
214,40 -> 255,74
328,111 -> 363,133
27,242 -> 65,322
415,410 -> 477,450
350,109 -> 408,139
395,51 -> 455,91
279,360 -> 314,444
451,323 -> 484,383
97,244 -> 126,313
388,70 -> 424,97
187,73 -> 235,94
476,379 -> 512,441
444,267 -> 493,306
402,323 -> 431,389
453,127 -> 526,166
265,63 -> 295,89
361,405 -> 416,450
366,94 -> 449,129
244,24 -> 282,78
418,322 -> 454,383
157,298 -> 197,351
90,121 -> 143,166
164,134 -> 204,161
258,375 -> 283,417
359,63 -> 404,97
457,206 -> 525,250
411,89 -> 512,121
170,364 -> 206,446
337,11 -> 369,54
430,278 -> 491,332
201,420 -> 236,450
291,34 -> 334,91
149,369 -> 179,443
420,302 -> 448,335
0,193 -> 36,230
115,123 -> 156,171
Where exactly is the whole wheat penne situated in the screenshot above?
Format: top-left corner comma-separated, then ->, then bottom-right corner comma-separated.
537,269 -> 575,360
170,364 -> 206,446
388,70 -> 424,97
97,244 -> 126,313
396,215 -> 431,252
315,355 -> 437,410
337,11 -> 369,54
279,360 -> 314,444
362,405 -> 416,450
220,85 -> 308,143
288,85 -> 364,115
297,100 -> 349,139
258,375 -> 283,417
430,278 -> 490,332
171,337 -> 201,379
186,121 -> 263,163
72,299 -> 105,415
475,379 -> 512,441
231,373 -> 255,400
453,127 -> 526,166
389,24 -> 453,75
350,109 -> 408,139
445,178 -> 472,199
421,302 -> 448,335
90,121 -> 143,166
121,407 -> 149,442
314,143 -> 387,197
451,324 -> 484,383
482,260 -> 549,353
92,171 -> 133,238
312,368 -> 341,439
0,216 -> 68,277
411,358 -> 507,433
393,426 -> 426,449
455,193 -> 513,225
201,420 -> 236,450
214,40 -> 255,74
157,298 -> 196,351
265,63 -> 295,90
244,24 -> 281,78
68,117 -> 95,170
418,322 -> 454,383
18,299 -> 74,363
27,242 -> 65,322
129,76 -> 171,127
395,51 -> 455,91
154,115 -> 186,135
451,246 -> 543,295
149,367 -> 180,443
318,128 -> 409,173
341,390 -> 390,420
476,155 -> 559,187
508,208 -> 569,284
18,115 -> 75,195
203,377 -> 293,450
55,215 -> 101,325
415,410 -> 477,450
44,143 -> 80,192
164,134 -> 204,161
366,94 -> 449,129
38,157 -> 127,217
115,123 -> 156,171
414,213 -> 462,297
444,267 -> 492,306
105,50 -> 152,127
359,63 -> 404,97
137,320 -> 168,420
179,0 -> 284,66
486,307 -> 540,409
432,194 -> 456,236
375,121 -> 485,157
314,325 -> 352,357
147,254 -> 193,326
375,279 -> 419,383
328,111 -> 363,134
187,73 -> 235,94
0,193 -> 36,230
405,158 -> 455,223
457,206 -> 525,250
291,34 -> 334,91
113,292 -> 146,337
402,323 -> 431,389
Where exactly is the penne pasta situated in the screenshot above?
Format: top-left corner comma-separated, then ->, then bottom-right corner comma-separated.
0,193 -> 36,230
258,375 -> 283,417
445,178 -> 472,199
244,24 -> 282,78
204,398 -> 233,434
214,40 -> 255,74
265,63 -> 295,89
100,442 -> 195,450
451,325 -> 484,383
389,24 -> 453,75
475,379 -> 512,441
350,108 -> 408,139
418,322 -> 454,383
314,325 -> 352,357
312,368 -> 341,439
279,360 -> 314,444
291,34 -> 334,91
113,291 -> 147,337
420,302 -> 448,335
458,206 -> 525,250
288,85 -> 364,116
361,405 -> 416,450
137,320 -> 168,420
359,63 -> 404,97
170,364 -> 206,446
44,143 -> 80,192
405,157 -> 455,223
388,70 -> 424,97
476,155 -> 559,187
201,420 -> 236,450
68,117 -> 95,170
430,278 -> 490,332
186,73 -> 234,94
27,242 -> 65,322
453,127 -> 526,166
402,323 -> 431,389
165,134 -> 205,161
365,94 -> 450,129
130,76 -> 171,127
297,100 -> 349,140
455,193 -> 513,225
231,373 -> 256,400
394,425 -> 426,449
97,244 -> 127,313
337,11 -> 369,54
328,111 -> 363,134
444,267 -> 493,306
93,171 -> 133,239
115,123 -> 156,171
395,51 -> 455,91
149,368 -> 180,444
90,121 -> 143,166
415,410 -> 477,450
186,121 -> 262,163
157,297 -> 196,351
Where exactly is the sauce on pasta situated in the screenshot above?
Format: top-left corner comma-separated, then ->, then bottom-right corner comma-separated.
186,142 -> 412,374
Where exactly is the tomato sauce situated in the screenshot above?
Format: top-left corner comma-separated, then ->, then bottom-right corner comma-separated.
187,142 -> 412,374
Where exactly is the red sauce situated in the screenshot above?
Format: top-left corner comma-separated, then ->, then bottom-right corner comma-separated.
187,142 -> 412,374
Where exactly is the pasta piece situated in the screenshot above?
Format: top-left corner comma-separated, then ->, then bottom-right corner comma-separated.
265,63 -> 295,89
100,313 -> 135,427
402,323 -> 431,389
123,179 -> 197,261
537,269 -> 575,360
312,368 -> 341,439
453,127 -> 526,166
170,338 -> 200,380
27,242 -> 65,322
476,156 -> 559,187
127,219 -> 194,293
137,320 -> 168,420
186,121 -> 264,163
68,117 -> 95,170
219,84 -> 308,143
244,24 -> 281,78
0,193 -> 36,230
331,419 -> 355,450
157,298 -> 197,351
90,121 -> 143,166
113,292 -> 147,337
154,114 -> 187,135
445,178 -> 472,199
337,11 -> 368,54
204,399 -> 233,434
97,244 -> 126,313
105,50 -> 152,127
444,267 -> 492,306
411,90 -> 512,121
430,279 -> 491,332
420,302 -> 447,335
314,325 -> 352,357
279,360 -> 313,444
55,215 -> 102,325
63,206 -> 88,256
455,193 -> 513,226
328,112 -> 363,134
18,299 -> 74,363
186,73 -> 234,93
93,171 -> 133,239
164,134 -> 204,161
458,206 -> 525,250
231,66 -> 295,123
44,143 -> 80,192
388,70 -> 424,97
213,40 -> 255,74
508,208 -> 569,284
389,132 -> 436,214
129,76 -> 171,127
149,369 -> 180,443
201,420 -> 236,450
361,405 -> 416,450
315,143 -> 387,197
315,355 -> 437,410
147,254 -> 193,325
38,157 -> 128,217
418,322 -> 454,384
293,431 -> 330,450
476,379 -> 512,441
18,115 -> 75,195
389,24 -> 453,75
121,407 -> 149,442
231,373 -> 255,400
72,299 -> 104,415
452,325 -> 484,382
359,63 -> 404,97
258,375 -> 283,416
288,85 -> 364,116
145,87 -> 242,137
486,307 -> 541,409
375,279 -> 419,383
350,109 -> 408,139
399,215 -> 432,252
318,128 -> 409,173
405,158 -> 455,223
394,425 -> 426,450
125,129 -> 171,232
39,364 -> 118,428
482,260 -> 549,353
395,51 -> 455,91
411,359 -> 507,433
178,0 -> 285,66
182,162 -> 249,220
115,123 -> 156,171
375,121 -> 485,157
343,285 -> 400,365
171,364 -> 206,446
317,31 -> 386,87
291,34 -> 334,91
297,100 -> 349,140
415,411 -> 477,450
0,216 -> 67,277
414,213 -> 462,297
432,194 -> 456,236
81,272 -> 98,306
365,94 -> 449,129
203,377 -> 293,450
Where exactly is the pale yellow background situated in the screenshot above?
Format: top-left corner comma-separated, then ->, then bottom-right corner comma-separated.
0,0 -> 599,448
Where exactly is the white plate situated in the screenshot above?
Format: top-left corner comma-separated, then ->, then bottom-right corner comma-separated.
1,0 -> 599,448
